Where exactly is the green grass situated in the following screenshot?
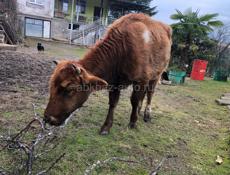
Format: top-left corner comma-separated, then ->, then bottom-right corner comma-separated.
1,79 -> 230,174
21,38 -> 88,59
46,44 -> 87,59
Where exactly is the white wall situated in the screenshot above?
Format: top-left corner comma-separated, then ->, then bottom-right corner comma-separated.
17,0 -> 54,19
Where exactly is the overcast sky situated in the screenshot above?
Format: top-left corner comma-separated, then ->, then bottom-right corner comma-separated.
151,0 -> 230,24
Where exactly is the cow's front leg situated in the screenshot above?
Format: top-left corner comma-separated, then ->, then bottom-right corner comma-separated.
100,89 -> 120,135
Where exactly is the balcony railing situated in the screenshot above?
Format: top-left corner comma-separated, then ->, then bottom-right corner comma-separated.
54,9 -> 69,18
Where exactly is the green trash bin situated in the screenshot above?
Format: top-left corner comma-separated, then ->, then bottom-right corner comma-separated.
168,71 -> 186,84
213,70 -> 228,82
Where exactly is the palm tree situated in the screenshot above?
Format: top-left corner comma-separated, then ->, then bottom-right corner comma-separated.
170,8 -> 223,71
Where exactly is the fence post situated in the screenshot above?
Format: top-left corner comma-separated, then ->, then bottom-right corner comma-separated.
98,28 -> 101,39
82,29 -> 85,46
69,0 -> 75,45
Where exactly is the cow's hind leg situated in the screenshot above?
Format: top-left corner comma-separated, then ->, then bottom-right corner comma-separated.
138,91 -> 146,115
144,79 -> 158,122
129,83 -> 146,129
100,89 -> 120,135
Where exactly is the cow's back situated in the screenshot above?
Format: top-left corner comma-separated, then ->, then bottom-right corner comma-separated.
106,13 -> 172,83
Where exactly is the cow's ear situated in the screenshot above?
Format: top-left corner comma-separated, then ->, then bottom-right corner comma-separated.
86,75 -> 108,91
53,60 -> 59,65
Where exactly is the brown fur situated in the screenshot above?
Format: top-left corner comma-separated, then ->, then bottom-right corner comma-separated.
44,13 -> 172,134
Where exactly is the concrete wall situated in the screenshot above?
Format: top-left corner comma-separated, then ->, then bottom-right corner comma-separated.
51,18 -> 69,40
62,0 -> 109,24
51,0 -> 109,40
17,0 -> 54,19
16,0 -> 110,40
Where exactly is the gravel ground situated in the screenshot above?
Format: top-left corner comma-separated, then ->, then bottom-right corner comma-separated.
0,50 -> 55,112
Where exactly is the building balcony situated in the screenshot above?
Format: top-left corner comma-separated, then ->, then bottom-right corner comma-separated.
54,9 -> 69,18
0,1 -> 16,13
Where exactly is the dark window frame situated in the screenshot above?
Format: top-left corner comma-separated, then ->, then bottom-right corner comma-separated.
76,0 -> 86,14
68,23 -> 79,30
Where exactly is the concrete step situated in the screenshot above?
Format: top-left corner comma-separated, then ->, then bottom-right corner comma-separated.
222,93 -> 230,97
0,43 -> 17,51
221,96 -> 230,100
216,99 -> 230,105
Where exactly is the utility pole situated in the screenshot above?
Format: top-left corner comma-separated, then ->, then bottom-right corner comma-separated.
100,0 -> 104,22
76,0 -> 79,22
69,0 -> 75,44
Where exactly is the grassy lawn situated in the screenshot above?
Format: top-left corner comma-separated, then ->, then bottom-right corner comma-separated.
19,38 -> 88,59
1,79 -> 229,175
1,41 -> 229,174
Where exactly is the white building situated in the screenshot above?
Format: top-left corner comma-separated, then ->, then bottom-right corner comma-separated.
17,0 -> 54,38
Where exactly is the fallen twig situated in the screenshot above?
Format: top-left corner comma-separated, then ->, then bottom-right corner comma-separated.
0,167 -> 10,175
36,153 -> 66,175
84,157 -> 139,175
149,155 -> 176,175
0,104 -> 67,175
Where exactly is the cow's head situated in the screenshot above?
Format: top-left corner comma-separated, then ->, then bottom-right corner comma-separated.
44,60 -> 107,126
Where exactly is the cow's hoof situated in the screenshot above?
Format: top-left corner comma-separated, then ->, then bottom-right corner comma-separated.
100,126 -> 110,135
100,130 -> 109,135
128,122 -> 137,129
100,124 -> 112,135
143,113 -> 151,122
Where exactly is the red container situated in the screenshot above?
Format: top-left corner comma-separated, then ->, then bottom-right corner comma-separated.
191,59 -> 208,80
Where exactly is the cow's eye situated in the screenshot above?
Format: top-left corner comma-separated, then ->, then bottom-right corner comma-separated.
68,90 -> 75,96
66,85 -> 79,95
62,87 -> 75,97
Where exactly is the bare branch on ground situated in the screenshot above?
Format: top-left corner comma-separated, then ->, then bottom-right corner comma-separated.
0,104 -> 67,175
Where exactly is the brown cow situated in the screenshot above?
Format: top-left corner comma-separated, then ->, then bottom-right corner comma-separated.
44,13 -> 172,135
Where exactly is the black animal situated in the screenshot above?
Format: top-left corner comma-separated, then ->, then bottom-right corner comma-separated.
161,71 -> 169,81
37,43 -> 44,52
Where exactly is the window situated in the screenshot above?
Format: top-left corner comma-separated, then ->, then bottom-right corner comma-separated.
25,18 -> 50,38
26,18 -> 43,37
29,0 -> 44,5
62,0 -> 68,13
76,0 -> 86,14
68,23 -> 79,30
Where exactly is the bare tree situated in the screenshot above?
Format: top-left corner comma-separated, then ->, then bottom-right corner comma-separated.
210,24 -> 230,73
213,24 -> 230,58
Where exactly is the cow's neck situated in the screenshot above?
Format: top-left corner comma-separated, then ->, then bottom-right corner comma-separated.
78,40 -> 121,83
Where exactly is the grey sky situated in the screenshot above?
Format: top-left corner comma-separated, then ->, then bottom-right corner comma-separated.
151,0 -> 230,24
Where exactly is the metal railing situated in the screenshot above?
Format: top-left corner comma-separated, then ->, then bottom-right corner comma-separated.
65,16 -> 117,45
69,18 -> 106,45
72,25 -> 106,45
